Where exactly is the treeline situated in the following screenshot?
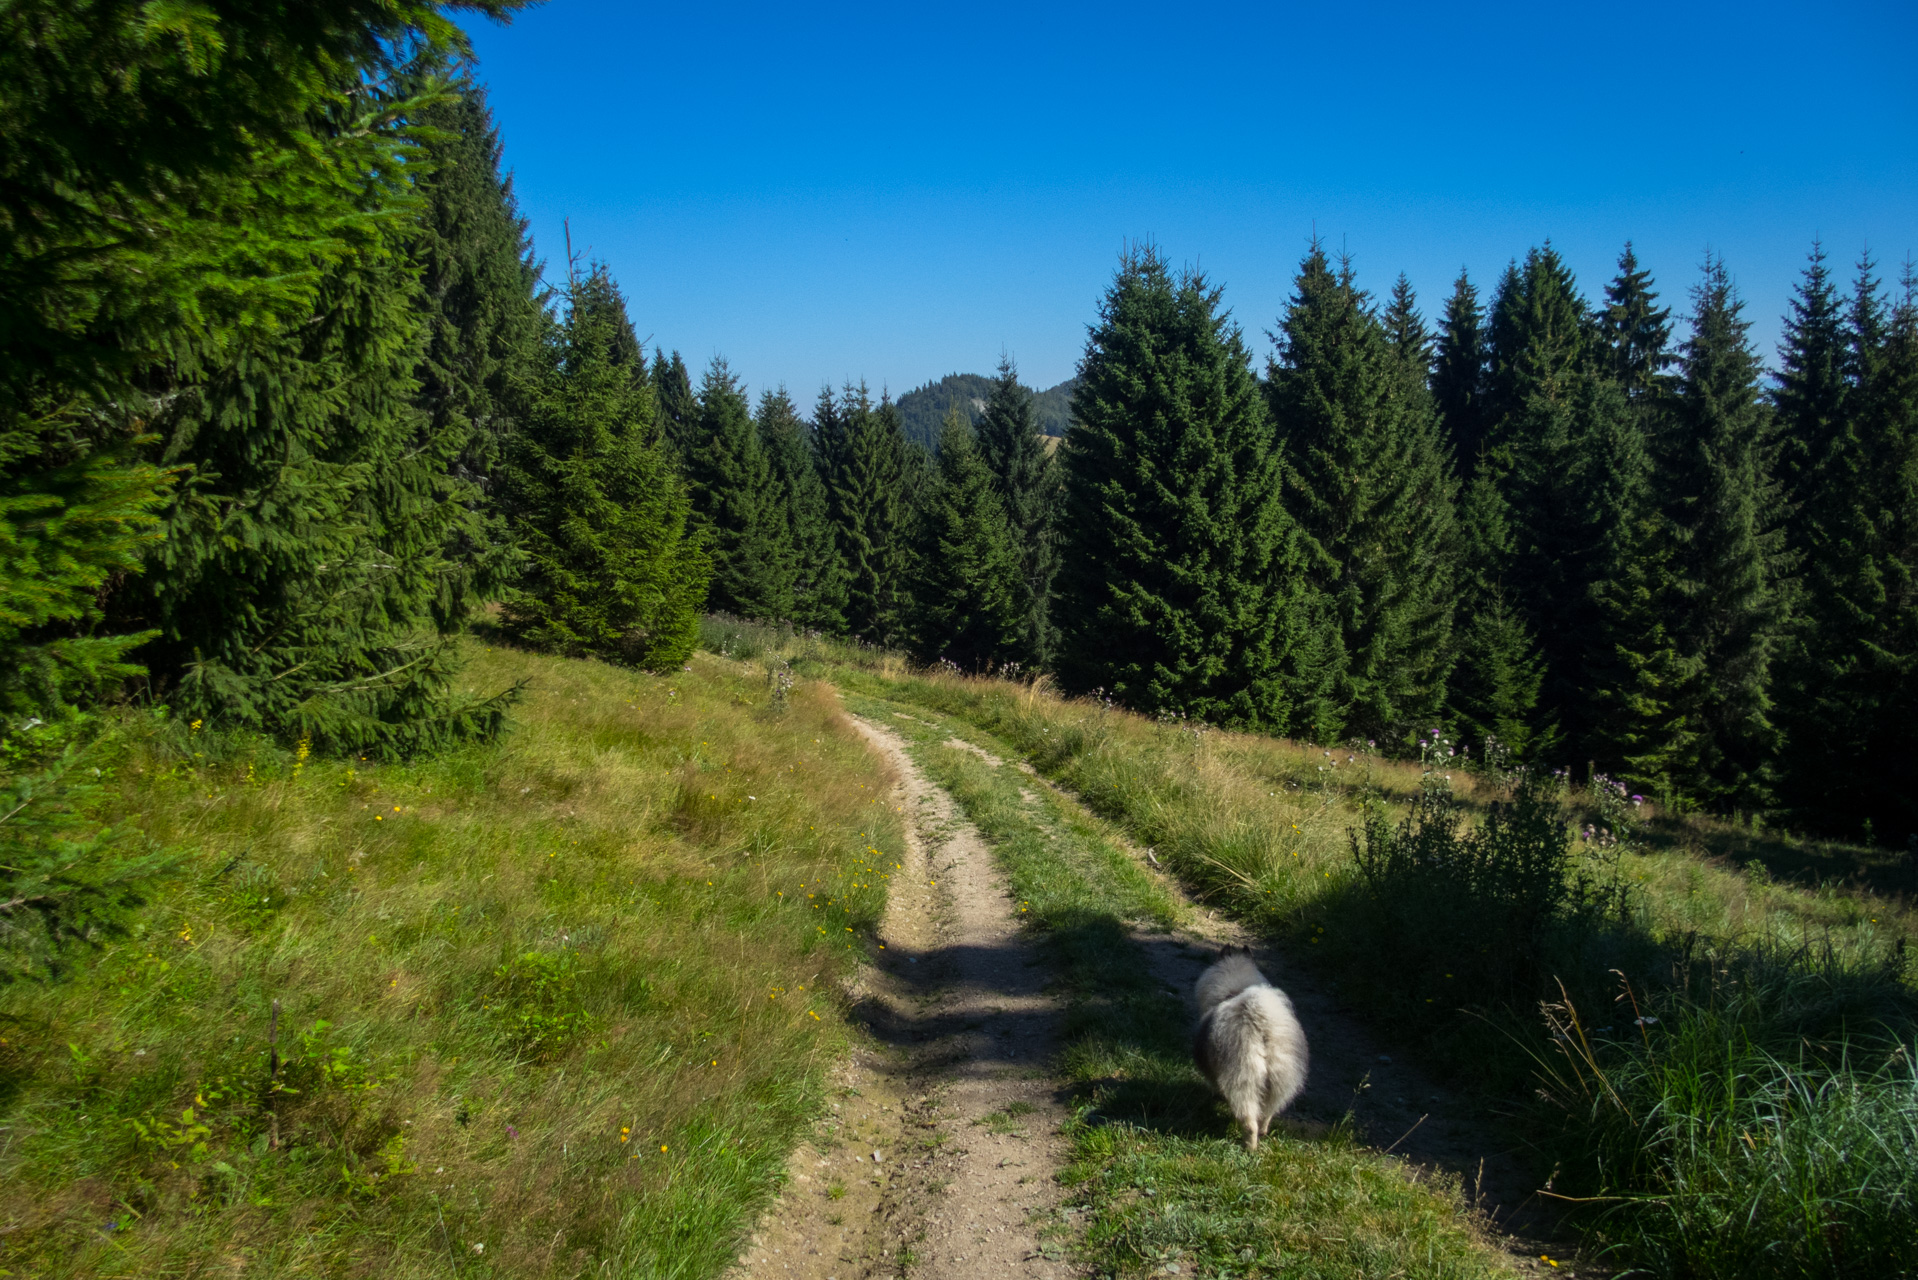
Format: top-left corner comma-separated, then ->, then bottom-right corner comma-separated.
659,241 -> 1916,850
2,2 -> 1911,872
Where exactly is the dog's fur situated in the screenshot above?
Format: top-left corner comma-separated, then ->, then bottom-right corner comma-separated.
1192,948 -> 1308,1150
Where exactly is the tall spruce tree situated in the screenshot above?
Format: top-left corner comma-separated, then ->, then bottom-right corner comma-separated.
757,387 -> 847,631
1471,246 -> 1597,758
1773,243 -> 1852,565
1597,243 -> 1676,403
1557,374 -> 1673,771
1655,255 -> 1788,807
1055,247 -> 1335,733
650,349 -> 697,454
5,4 -> 532,742
683,357 -> 793,620
910,407 -> 1025,668
1382,274 -> 1436,390
124,177 -> 516,752
973,357 -> 1060,667
1777,265 -> 1918,843
1266,249 -> 1456,739
496,265 -> 707,669
1541,251 -> 1679,771
406,63 -> 544,604
822,382 -> 914,645
1433,268 -> 1488,473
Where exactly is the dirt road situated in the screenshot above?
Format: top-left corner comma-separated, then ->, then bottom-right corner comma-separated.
730,717 -> 1076,1280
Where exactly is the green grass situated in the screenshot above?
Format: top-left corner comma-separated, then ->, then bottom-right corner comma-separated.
844,693 -> 1515,1279
0,643 -> 906,1278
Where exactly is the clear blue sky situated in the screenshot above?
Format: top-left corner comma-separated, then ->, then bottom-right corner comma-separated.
463,0 -> 1917,403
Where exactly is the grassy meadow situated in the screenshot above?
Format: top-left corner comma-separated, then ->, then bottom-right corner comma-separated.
0,643 -> 906,1277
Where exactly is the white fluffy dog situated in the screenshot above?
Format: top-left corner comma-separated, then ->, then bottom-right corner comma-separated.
1192,948 -> 1308,1150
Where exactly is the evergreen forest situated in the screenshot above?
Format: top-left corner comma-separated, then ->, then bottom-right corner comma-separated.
3,0 -> 1915,979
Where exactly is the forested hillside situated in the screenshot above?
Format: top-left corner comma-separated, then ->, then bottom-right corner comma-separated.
896,371 -> 1077,446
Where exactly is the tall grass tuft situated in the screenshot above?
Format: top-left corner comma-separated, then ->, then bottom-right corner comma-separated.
1535,952 -> 1918,1278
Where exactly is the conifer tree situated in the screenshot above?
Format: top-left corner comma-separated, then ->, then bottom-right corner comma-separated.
1475,246 -> 1596,757
406,64 -> 544,601
1596,243 -> 1675,403
1383,274 -> 1436,394
683,357 -> 793,620
1655,255 -> 1788,806
822,382 -> 914,645
123,189 -> 516,752
1433,269 -> 1487,472
1055,247 -> 1335,733
890,395 -> 938,539
651,349 -> 697,454
757,388 -> 847,631
1773,243 -> 1852,551
1777,265 -> 1918,843
496,266 -> 707,669
1267,248 -> 1456,739
1482,246 -> 1589,475
973,357 -> 1061,667
910,408 -> 1025,668
1545,252 -> 1677,769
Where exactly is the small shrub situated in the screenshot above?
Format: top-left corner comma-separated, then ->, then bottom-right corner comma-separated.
1350,772 -> 1628,1002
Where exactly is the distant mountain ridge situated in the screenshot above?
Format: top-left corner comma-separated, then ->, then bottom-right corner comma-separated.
894,372 -> 1078,450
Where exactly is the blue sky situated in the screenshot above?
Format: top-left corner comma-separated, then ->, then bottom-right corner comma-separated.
463,0 -> 1917,402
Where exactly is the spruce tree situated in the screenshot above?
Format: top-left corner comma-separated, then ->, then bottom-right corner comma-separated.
1657,255 -> 1788,807
823,382 -> 914,645
1266,248 -> 1456,739
910,408 -> 1025,668
1383,273 -> 1436,393
496,266 -> 707,668
1543,252 -> 1678,770
1777,265 -> 1918,843
1432,268 -> 1487,473
1596,243 -> 1675,403
1055,247 -> 1335,733
1773,243 -> 1852,555
1483,245 -> 1589,474
1475,246 -> 1597,758
757,387 -> 848,631
406,63 -> 544,603
123,182 -> 516,753
683,357 -> 793,620
651,349 -> 697,455
973,357 -> 1061,667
